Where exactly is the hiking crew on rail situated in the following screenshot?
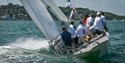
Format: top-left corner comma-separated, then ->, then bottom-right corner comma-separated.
60,12 -> 107,47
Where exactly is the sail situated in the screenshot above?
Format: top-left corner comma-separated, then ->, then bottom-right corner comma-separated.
41,0 -> 68,22
20,0 -> 60,40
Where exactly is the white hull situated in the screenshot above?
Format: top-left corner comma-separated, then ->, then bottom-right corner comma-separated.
49,32 -> 109,58
74,32 -> 109,57
74,40 -> 109,58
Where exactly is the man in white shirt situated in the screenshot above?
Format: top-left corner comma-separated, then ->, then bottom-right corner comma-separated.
101,12 -> 108,31
69,8 -> 77,20
68,21 -> 78,45
76,21 -> 87,38
68,21 -> 76,38
86,14 -> 94,28
101,12 -> 106,24
89,12 -> 104,35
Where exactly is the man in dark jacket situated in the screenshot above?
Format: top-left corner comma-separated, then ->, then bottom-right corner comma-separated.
61,27 -> 72,46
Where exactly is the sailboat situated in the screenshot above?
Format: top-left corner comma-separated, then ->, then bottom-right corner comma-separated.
20,0 -> 109,57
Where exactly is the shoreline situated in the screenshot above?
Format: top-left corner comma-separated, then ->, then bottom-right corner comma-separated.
0,3 -> 125,21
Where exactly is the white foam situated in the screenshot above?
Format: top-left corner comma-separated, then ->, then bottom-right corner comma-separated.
0,46 -> 13,54
10,37 -> 49,50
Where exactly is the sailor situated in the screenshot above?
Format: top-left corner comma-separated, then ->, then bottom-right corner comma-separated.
68,21 -> 76,38
69,8 -> 77,20
68,21 -> 78,45
76,21 -> 87,42
61,27 -> 72,46
89,12 -> 104,35
83,15 -> 89,26
86,14 -> 94,28
101,12 -> 108,31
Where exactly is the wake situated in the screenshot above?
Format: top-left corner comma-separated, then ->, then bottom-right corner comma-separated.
10,37 -> 49,50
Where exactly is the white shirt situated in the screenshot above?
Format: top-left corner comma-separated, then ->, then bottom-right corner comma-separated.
69,10 -> 74,19
86,16 -> 93,27
68,24 -> 76,38
89,16 -> 104,31
101,15 -> 106,23
69,8 -> 77,19
75,24 -> 86,37
101,15 -> 106,25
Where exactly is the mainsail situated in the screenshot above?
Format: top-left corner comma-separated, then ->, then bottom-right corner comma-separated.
41,0 -> 68,22
20,0 -> 60,40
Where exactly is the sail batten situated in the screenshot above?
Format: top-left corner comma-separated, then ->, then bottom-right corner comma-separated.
20,0 -> 60,40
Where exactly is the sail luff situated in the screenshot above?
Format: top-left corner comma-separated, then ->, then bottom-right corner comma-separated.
20,0 -> 60,40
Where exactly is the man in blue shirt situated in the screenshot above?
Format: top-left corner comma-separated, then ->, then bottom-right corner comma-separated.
61,27 -> 72,46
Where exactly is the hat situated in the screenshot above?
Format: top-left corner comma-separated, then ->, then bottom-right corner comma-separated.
96,12 -> 101,15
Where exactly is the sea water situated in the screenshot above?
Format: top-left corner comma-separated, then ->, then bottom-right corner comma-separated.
0,20 -> 125,63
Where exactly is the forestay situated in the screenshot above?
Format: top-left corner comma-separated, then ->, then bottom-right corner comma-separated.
41,0 -> 68,22
20,0 -> 60,40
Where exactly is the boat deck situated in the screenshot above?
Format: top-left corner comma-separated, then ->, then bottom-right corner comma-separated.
49,32 -> 109,56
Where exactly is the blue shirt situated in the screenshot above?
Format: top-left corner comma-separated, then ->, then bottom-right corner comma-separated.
61,31 -> 72,46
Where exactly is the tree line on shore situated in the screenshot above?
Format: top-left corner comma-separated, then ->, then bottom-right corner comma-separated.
59,7 -> 125,20
0,3 -> 31,20
0,3 -> 125,21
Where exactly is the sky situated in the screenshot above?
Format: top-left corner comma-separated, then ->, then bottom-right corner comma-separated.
0,0 -> 125,16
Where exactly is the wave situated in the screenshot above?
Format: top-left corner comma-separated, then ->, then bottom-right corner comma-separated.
10,37 -> 49,50
0,37 -> 49,54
